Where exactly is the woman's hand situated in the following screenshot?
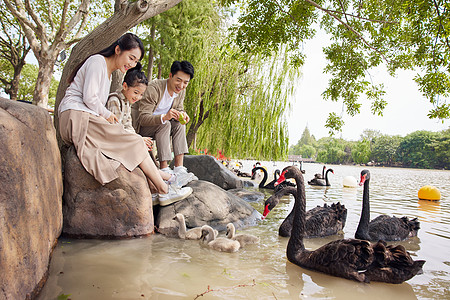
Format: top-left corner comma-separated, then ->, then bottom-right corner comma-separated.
142,137 -> 153,150
106,113 -> 119,124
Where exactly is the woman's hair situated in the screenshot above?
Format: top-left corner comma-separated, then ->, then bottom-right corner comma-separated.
68,33 -> 145,83
123,62 -> 149,87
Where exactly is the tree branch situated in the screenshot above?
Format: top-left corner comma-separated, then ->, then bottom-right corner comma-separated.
3,0 -> 41,53
303,0 -> 390,63
24,0 -> 46,41
325,8 -> 397,24
433,0 -> 450,50
46,0 -> 55,34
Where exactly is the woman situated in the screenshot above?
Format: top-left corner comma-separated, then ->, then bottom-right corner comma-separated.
58,33 -> 191,206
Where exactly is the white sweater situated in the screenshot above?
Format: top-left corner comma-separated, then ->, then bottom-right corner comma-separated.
58,54 -> 112,118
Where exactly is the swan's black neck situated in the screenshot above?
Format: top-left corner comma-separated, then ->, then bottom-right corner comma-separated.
355,178 -> 371,240
325,169 -> 331,185
287,170 -> 306,259
254,167 -> 268,188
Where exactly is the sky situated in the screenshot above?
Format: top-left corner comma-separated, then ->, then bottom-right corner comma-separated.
287,30 -> 450,145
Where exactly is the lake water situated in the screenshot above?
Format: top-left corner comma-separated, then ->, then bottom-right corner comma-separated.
38,162 -> 450,299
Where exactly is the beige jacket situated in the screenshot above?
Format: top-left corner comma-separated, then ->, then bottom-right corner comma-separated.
131,79 -> 185,133
106,91 -> 135,133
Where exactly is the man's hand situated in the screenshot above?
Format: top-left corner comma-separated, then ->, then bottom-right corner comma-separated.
162,108 -> 180,122
181,111 -> 190,124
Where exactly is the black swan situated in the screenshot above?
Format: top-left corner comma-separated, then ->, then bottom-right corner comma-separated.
251,167 -> 295,190
313,165 -> 326,179
276,166 -> 425,283
355,169 -> 421,241
262,186 -> 347,238
308,168 -> 334,186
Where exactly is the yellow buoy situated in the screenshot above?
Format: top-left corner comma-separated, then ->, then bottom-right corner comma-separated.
418,185 -> 441,201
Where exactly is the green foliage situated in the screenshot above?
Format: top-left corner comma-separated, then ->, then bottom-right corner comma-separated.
316,137 -> 348,164
220,0 -> 450,134
371,134 -> 402,166
289,127 -> 449,169
351,139 -> 371,164
396,130 -> 440,168
289,126 -> 317,158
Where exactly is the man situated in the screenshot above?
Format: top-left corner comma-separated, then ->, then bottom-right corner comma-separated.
132,60 -> 197,185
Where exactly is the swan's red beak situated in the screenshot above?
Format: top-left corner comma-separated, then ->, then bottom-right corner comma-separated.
359,174 -> 367,186
262,204 -> 271,219
275,171 -> 286,186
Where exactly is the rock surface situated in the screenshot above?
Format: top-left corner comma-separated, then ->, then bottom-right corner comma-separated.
182,155 -> 250,190
156,180 -> 262,237
0,98 -> 63,299
62,145 -> 154,238
227,188 -> 265,202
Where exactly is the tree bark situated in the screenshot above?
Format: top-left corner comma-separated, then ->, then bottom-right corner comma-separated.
110,70 -> 124,93
146,23 -> 156,80
54,0 -> 182,140
33,56 -> 55,107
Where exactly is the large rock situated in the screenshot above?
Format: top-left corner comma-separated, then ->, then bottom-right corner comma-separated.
183,155 -> 252,190
62,145 -> 154,238
156,180 -> 262,237
227,188 -> 265,202
0,98 -> 63,299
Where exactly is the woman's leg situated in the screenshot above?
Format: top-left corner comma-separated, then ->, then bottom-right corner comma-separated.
139,156 -> 168,194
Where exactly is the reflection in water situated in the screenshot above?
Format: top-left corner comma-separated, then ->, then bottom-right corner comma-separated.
418,200 -> 442,223
38,163 -> 450,299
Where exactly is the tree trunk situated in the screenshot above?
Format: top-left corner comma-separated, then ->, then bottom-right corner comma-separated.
157,60 -> 162,79
5,63 -> 24,100
186,99 -> 212,148
33,57 -> 55,108
146,23 -> 156,80
110,70 -> 124,93
157,37 -> 164,79
54,0 -> 183,136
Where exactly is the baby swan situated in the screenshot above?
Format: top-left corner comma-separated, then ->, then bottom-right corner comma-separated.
226,223 -> 260,247
173,213 -> 218,240
200,225 -> 240,253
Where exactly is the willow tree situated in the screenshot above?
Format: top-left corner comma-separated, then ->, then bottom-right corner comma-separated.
188,46 -> 298,160
138,0 -> 298,160
221,0 -> 450,134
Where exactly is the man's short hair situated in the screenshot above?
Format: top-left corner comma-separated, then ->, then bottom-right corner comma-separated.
170,61 -> 194,79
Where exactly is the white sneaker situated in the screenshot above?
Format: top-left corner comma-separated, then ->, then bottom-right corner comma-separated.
151,194 -> 159,206
173,166 -> 198,187
161,167 -> 174,175
165,173 -> 177,185
158,186 -> 193,206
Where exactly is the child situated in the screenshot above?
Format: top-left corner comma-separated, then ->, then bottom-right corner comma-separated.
106,65 -> 184,205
